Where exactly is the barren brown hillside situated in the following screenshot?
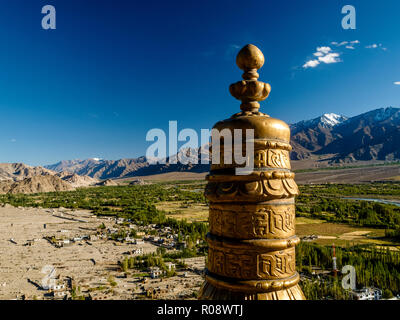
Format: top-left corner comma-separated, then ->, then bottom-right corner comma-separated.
0,175 -> 75,194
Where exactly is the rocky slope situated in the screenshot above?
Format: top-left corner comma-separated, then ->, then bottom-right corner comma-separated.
0,175 -> 75,194
96,179 -> 118,186
0,163 -> 54,181
0,163 -> 98,194
55,172 -> 98,188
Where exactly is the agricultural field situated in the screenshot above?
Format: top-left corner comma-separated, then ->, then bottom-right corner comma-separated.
296,221 -> 392,247
155,201 -> 208,223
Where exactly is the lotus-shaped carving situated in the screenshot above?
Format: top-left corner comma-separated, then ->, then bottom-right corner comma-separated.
229,80 -> 271,103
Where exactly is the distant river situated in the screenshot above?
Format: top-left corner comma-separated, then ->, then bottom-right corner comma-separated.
182,188 -> 204,193
343,197 -> 400,207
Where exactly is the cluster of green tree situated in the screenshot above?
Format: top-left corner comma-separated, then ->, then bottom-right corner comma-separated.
119,251 -> 176,277
385,228 -> 400,240
160,218 -> 208,243
0,184 -> 208,246
163,247 -> 206,259
300,183 -> 400,197
0,184 -> 206,210
109,229 -> 128,241
297,242 -> 400,299
294,162 -> 400,174
297,184 -> 400,229
300,278 -> 351,300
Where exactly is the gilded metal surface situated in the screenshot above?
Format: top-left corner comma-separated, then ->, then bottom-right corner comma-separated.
209,201 -> 296,239
205,178 -> 299,202
207,240 -> 297,280
211,147 -> 291,170
198,44 -> 305,300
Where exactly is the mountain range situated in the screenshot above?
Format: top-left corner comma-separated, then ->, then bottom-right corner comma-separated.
35,107 -> 400,179
0,107 -> 397,193
290,107 -> 400,163
44,150 -> 209,180
0,163 -> 98,194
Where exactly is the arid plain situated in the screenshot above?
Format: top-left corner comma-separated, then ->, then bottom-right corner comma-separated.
0,205 -> 204,300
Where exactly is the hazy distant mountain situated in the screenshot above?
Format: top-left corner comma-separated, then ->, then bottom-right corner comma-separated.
45,158 -> 103,173
45,148 -> 209,180
44,107 -> 400,178
45,157 -> 150,179
0,162 -> 98,194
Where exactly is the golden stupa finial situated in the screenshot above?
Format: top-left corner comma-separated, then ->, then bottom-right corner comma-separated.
199,43 -> 305,300
229,44 -> 271,113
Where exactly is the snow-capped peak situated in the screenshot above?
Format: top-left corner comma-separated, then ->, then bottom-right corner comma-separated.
320,113 -> 347,127
291,113 -> 348,131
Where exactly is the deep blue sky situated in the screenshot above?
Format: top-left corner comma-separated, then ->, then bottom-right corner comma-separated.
0,0 -> 399,165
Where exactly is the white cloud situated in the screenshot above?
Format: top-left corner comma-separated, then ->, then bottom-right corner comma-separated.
331,41 -> 349,47
302,40 -> 359,70
303,45 -> 341,69
394,82 -> 400,85
10,138 -> 16,143
316,46 -> 331,54
331,40 -> 360,48
303,59 -> 320,68
365,43 -> 387,51
302,39 -> 385,71
318,53 -> 340,64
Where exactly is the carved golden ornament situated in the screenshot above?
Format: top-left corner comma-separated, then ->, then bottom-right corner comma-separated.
229,80 -> 271,106
211,147 -> 291,170
252,140 -> 292,151
205,178 -> 299,202
206,171 -> 295,181
229,44 -> 271,112
207,245 -> 298,280
202,272 -> 301,294
199,44 -> 305,300
209,202 -> 296,239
